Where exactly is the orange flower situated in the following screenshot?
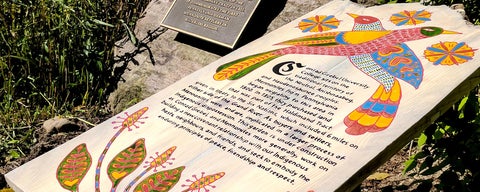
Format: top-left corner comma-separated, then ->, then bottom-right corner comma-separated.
424,42 -> 477,65
390,10 -> 431,26
297,15 -> 340,32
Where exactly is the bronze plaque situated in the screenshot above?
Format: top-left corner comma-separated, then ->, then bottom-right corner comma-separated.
161,0 -> 261,48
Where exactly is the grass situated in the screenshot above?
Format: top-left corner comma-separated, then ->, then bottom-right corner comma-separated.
1,0 -> 149,168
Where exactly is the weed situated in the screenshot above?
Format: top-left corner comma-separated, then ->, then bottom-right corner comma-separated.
0,0 -> 149,164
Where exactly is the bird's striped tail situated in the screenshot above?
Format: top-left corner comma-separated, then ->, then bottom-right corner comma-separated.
213,50 -> 282,81
344,79 -> 401,135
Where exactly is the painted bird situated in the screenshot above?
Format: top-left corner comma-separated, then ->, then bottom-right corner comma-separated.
213,13 -> 458,135
343,13 -> 417,135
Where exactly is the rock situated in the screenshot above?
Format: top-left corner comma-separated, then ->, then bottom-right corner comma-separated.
450,4 -> 469,22
42,117 -> 79,134
108,0 -> 336,113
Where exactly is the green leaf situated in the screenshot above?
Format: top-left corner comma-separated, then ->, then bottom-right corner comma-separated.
433,128 -> 446,140
134,166 -> 185,192
107,138 -> 146,187
413,151 -> 426,159
403,158 -> 417,174
457,96 -> 469,111
56,143 -> 92,192
8,149 -> 20,159
417,133 -> 427,148
121,20 -> 137,46
92,19 -> 114,27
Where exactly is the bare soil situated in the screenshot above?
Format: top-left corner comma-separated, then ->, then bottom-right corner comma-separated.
0,115 -> 109,190
360,145 -> 419,191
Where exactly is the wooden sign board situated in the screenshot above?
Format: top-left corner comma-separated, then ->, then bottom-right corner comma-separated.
161,0 -> 261,48
6,1 -> 480,191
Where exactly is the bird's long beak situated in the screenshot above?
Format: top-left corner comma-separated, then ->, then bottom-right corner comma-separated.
442,30 -> 462,34
347,13 -> 359,18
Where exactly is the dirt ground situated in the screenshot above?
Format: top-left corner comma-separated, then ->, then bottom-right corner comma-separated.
0,115 -> 109,190
360,145 -> 420,191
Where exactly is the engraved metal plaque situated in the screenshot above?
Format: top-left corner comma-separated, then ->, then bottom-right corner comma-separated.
161,0 -> 261,48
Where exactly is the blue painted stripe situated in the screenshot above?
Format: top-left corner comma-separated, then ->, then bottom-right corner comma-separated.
397,19 -> 409,26
371,103 -> 385,113
415,17 -> 431,21
303,26 -> 314,33
335,32 -> 347,45
453,53 -> 473,60
301,18 -> 314,23
427,46 -> 446,53
385,105 -> 398,115
434,55 -> 447,65
361,100 -> 374,109
323,15 -> 334,21
323,24 -> 338,29
363,102 -> 399,114
392,13 -> 406,18
452,42 -> 466,51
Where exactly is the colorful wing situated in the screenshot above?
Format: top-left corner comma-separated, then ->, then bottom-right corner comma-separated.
276,31 -> 392,46
371,43 -> 423,89
275,31 -> 341,46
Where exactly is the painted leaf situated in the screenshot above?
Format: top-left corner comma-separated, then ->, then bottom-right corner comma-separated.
144,146 -> 177,172
297,15 -> 340,32
134,166 -> 185,192
390,10 -> 431,26
57,143 -> 92,192
125,146 -> 179,191
182,172 -> 225,192
107,138 -> 147,187
213,50 -> 280,80
424,42 -> 477,65
112,107 -> 148,131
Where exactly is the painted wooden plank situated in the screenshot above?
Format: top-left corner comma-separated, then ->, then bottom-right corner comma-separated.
6,1 -> 480,191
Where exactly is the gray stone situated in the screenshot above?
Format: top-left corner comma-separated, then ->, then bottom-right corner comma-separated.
108,0 -> 332,113
42,117 -> 78,134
